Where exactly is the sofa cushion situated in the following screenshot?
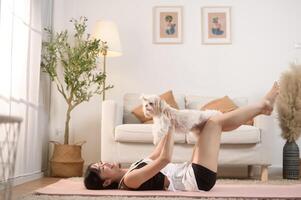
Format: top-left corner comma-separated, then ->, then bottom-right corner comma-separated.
115,124 -> 186,143
199,96 -> 254,126
185,95 -> 248,110
200,96 -> 238,113
186,125 -> 261,144
123,93 -> 185,124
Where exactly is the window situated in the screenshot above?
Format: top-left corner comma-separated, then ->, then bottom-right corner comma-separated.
0,0 -> 42,176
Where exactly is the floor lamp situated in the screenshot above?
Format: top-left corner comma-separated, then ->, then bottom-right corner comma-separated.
92,20 -> 122,100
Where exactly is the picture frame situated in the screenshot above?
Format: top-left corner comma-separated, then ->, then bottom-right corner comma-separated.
153,6 -> 183,44
202,7 -> 231,44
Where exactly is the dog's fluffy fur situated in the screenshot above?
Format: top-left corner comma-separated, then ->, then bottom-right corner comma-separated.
141,95 -> 222,145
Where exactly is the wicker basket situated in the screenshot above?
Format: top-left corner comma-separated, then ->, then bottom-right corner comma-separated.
50,141 -> 85,177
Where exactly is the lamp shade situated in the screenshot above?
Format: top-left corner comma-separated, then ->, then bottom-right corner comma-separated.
92,20 -> 122,57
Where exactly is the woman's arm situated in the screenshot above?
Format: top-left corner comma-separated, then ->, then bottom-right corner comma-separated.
148,113 -> 175,160
123,126 -> 174,189
148,133 -> 167,160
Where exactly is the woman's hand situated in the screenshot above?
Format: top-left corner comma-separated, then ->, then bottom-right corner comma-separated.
148,116 -> 175,161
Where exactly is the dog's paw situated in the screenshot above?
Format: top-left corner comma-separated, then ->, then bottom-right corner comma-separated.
153,131 -> 164,145
153,135 -> 163,145
153,137 -> 160,145
157,117 -> 170,134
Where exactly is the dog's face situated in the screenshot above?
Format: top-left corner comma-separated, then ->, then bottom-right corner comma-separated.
140,95 -> 163,118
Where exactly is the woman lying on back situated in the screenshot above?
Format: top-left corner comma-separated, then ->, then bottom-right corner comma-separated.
84,83 -> 279,191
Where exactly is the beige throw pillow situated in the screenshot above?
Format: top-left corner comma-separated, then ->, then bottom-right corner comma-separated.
200,96 -> 238,113
201,96 -> 254,126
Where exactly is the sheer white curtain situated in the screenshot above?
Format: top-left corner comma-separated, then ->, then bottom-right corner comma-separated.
0,0 -> 50,180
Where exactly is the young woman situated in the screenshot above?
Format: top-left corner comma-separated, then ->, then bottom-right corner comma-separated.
84,83 -> 279,191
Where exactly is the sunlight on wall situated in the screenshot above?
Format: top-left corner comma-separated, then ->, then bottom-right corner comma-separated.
0,0 -> 13,104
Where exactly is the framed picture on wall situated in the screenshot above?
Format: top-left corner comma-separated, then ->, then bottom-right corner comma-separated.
202,7 -> 231,44
153,6 -> 183,44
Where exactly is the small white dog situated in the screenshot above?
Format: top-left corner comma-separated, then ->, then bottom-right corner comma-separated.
141,95 -> 222,145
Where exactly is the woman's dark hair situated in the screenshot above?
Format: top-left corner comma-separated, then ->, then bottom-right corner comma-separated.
84,164 -> 119,190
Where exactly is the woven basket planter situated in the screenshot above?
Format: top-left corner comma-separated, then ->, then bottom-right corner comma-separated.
50,142 -> 85,177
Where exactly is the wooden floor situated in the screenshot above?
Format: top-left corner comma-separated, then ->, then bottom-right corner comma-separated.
1,177 -> 60,200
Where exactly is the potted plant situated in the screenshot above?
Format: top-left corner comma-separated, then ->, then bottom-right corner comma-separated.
276,64 -> 301,179
41,17 -> 112,177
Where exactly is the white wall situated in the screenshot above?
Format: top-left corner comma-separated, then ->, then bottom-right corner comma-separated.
51,0 -> 301,170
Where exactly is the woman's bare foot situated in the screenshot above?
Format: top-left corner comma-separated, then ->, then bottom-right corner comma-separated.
261,82 -> 279,115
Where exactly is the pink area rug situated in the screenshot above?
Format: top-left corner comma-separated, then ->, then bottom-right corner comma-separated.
35,179 -> 301,199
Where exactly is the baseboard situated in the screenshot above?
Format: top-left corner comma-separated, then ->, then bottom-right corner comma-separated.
13,171 -> 44,186
0,171 -> 44,190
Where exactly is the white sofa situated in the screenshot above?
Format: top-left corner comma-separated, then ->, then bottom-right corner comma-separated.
101,93 -> 272,181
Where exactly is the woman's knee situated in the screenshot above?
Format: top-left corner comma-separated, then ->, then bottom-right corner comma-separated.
206,116 -> 222,128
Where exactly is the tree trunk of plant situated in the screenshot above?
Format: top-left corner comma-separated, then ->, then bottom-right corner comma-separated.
64,105 -> 72,144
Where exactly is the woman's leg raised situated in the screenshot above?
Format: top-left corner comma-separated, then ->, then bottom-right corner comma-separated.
191,82 -> 279,172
